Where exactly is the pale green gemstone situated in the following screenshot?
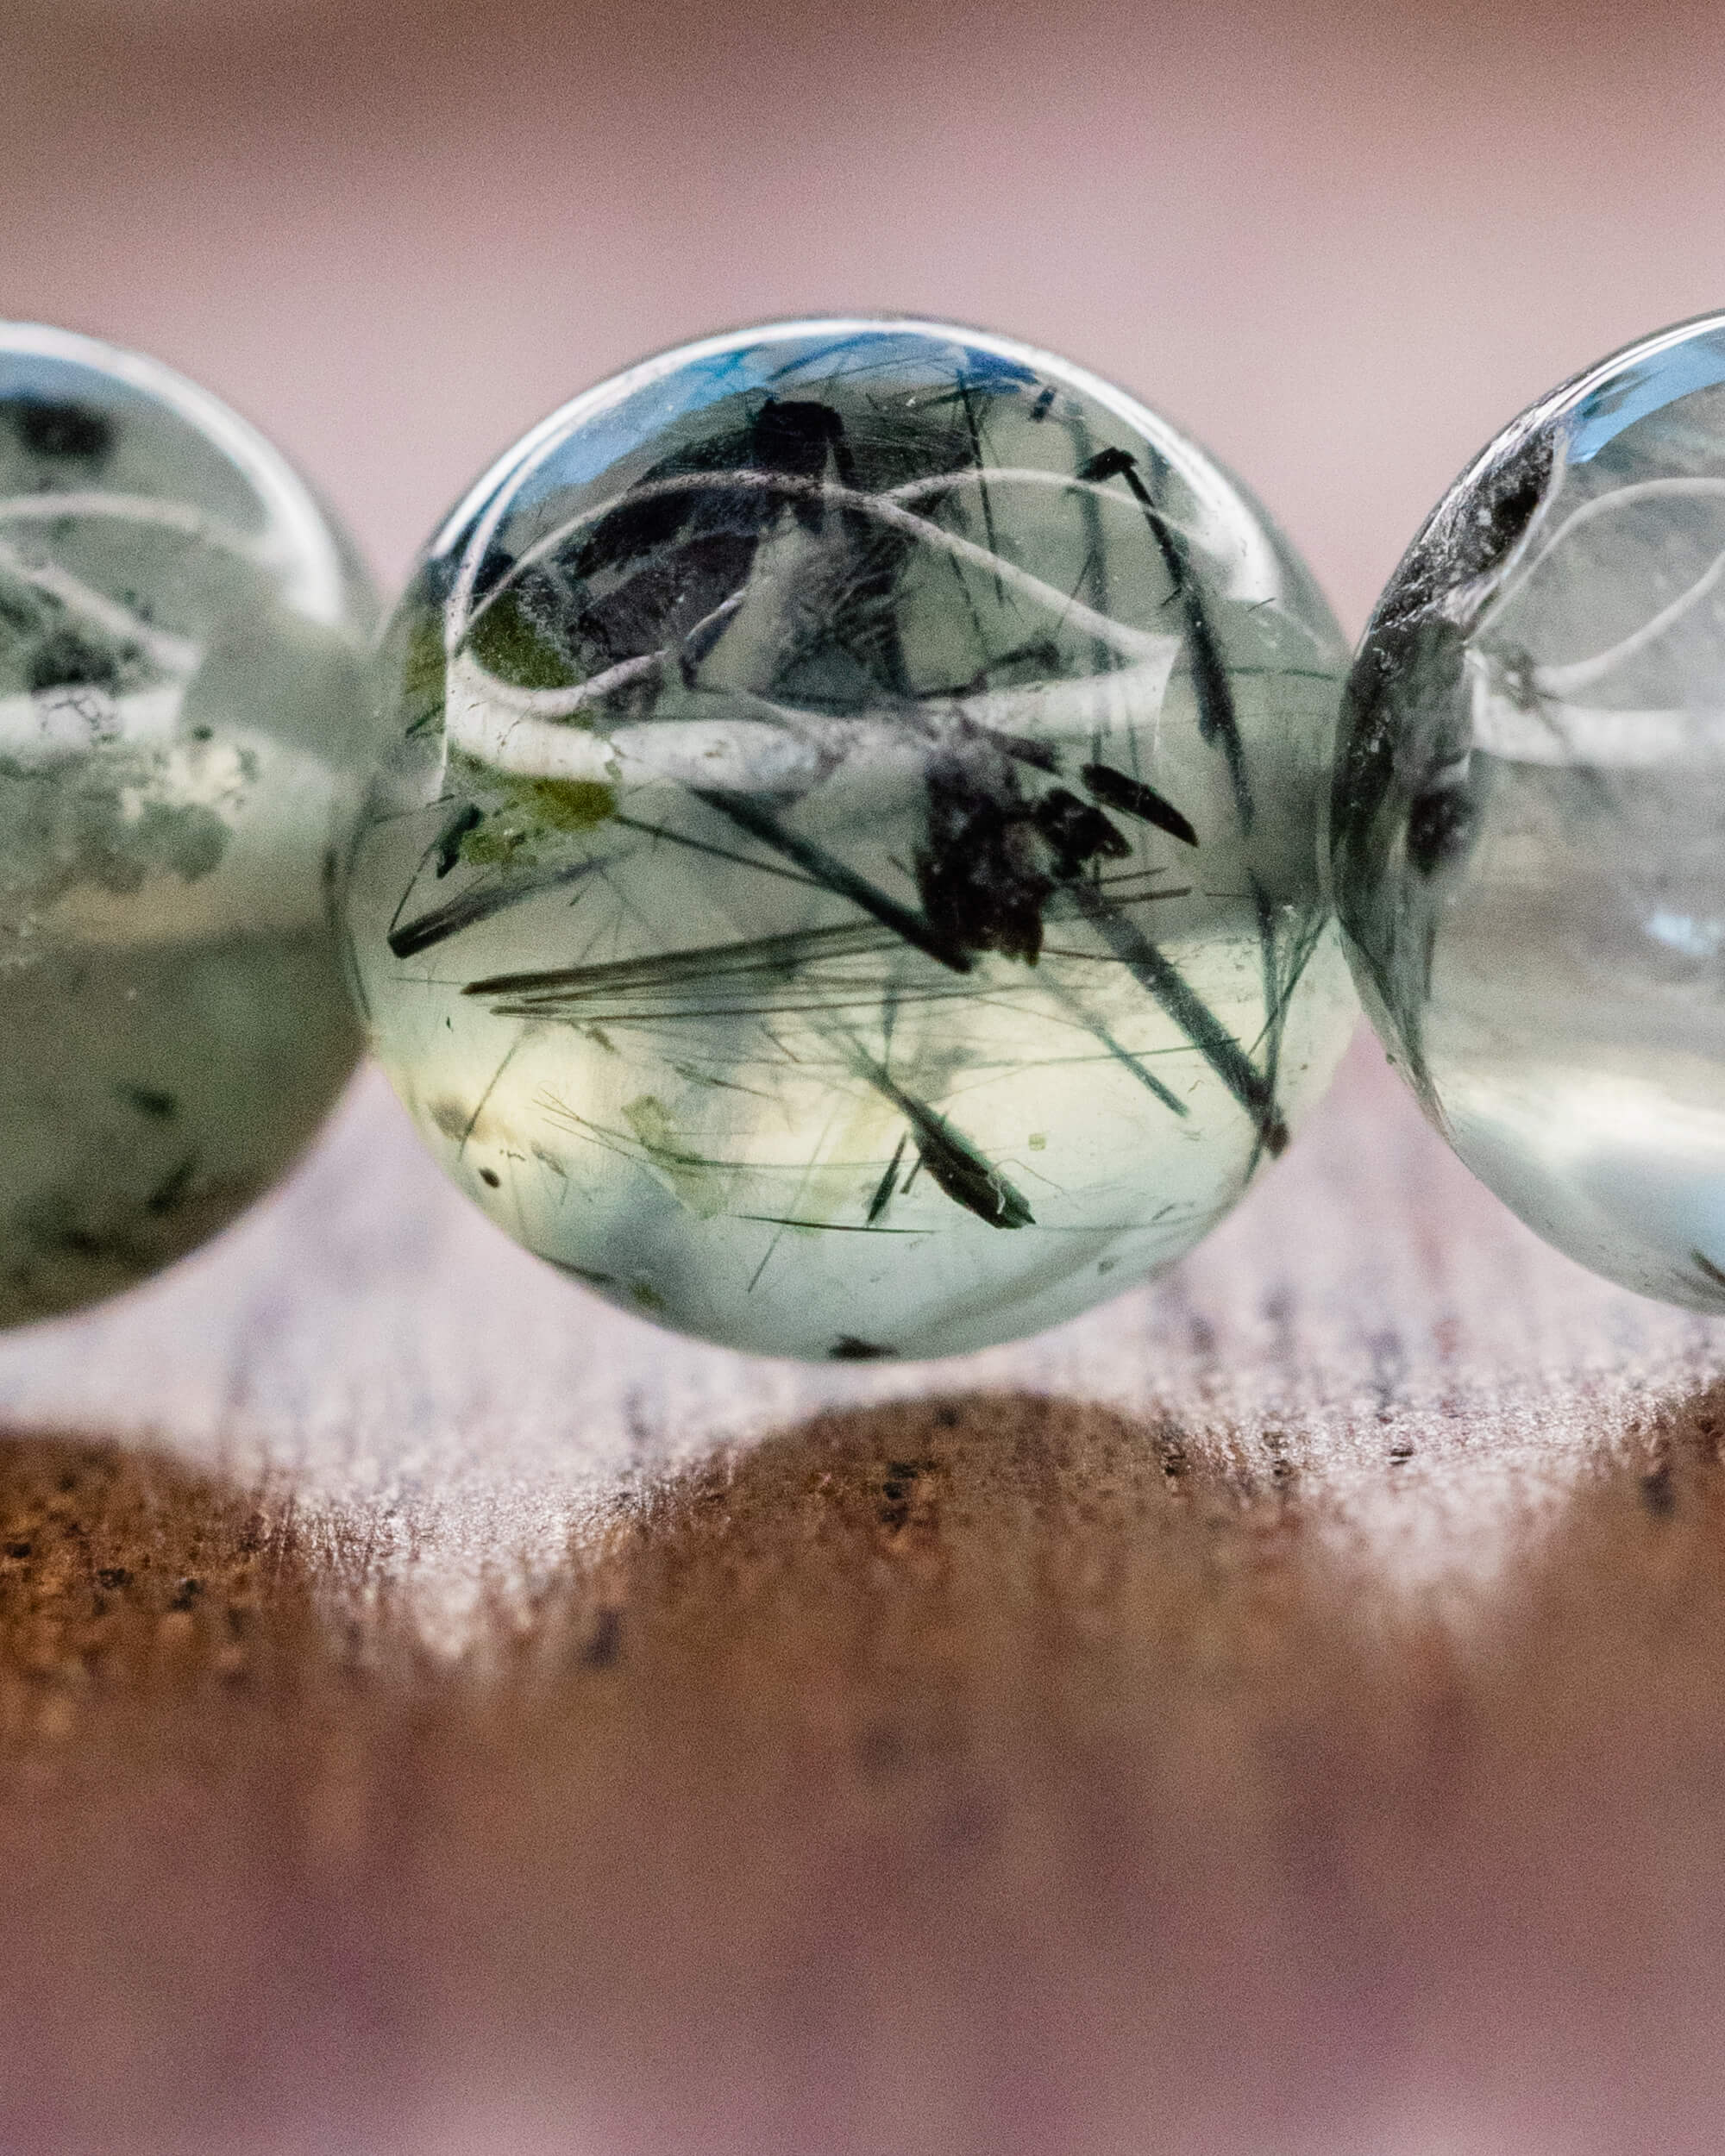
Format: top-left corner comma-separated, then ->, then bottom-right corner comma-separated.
346,318 -> 1356,1359
0,325 -> 377,1326
1336,311 -> 1725,1309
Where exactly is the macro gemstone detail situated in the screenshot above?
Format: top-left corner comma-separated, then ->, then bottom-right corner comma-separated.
0,324 -> 378,1326
345,318 -> 1357,1358
1335,310 -> 1725,1309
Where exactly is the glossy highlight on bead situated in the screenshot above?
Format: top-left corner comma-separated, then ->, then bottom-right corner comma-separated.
1334,310 -> 1725,1309
345,317 -> 1358,1358
0,323 -> 378,1326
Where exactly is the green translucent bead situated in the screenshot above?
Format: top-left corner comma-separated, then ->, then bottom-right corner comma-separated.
1336,311 -> 1725,1309
0,326 -> 378,1326
346,318 -> 1356,1359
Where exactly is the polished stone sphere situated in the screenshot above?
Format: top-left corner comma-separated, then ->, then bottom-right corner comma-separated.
0,325 -> 377,1325
1335,311 -> 1725,1308
345,318 -> 1356,1358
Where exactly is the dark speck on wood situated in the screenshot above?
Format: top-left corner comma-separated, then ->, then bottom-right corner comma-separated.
1641,1463 -> 1677,1518
583,1607 -> 624,1668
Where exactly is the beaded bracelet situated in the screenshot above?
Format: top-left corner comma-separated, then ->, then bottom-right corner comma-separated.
0,310 -> 1712,1361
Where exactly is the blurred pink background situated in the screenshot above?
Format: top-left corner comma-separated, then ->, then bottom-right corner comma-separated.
9,0 -> 1724,635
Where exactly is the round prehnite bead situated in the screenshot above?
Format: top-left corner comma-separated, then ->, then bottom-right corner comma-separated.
0,325 -> 378,1326
1335,310 -> 1725,1310
344,318 -> 1357,1360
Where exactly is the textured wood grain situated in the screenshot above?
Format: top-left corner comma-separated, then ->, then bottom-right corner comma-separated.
8,1 -> 1725,2148
3,1044 -> 1724,2155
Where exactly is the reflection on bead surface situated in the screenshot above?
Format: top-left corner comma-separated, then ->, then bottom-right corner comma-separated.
1336,310 -> 1725,1308
0,326 -> 377,1325
345,318 -> 1356,1359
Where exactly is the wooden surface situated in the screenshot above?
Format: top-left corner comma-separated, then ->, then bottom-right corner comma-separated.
8,3 -> 1725,2150
7,1045 -> 1725,2156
